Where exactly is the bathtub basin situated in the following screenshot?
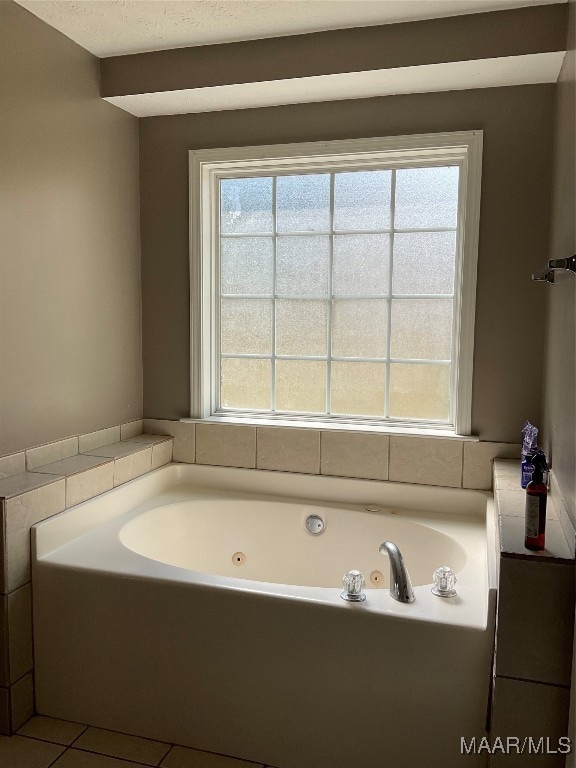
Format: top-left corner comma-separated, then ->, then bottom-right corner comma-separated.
33,462 -> 496,768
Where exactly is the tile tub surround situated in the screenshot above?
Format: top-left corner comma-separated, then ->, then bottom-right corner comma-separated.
0,420 -> 172,735
145,418 -> 520,490
30,455 -> 114,509
0,716 -> 279,768
491,460 -> 575,753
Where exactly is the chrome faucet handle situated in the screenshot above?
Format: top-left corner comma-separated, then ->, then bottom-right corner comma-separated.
379,541 -> 415,603
341,569 -> 366,602
432,566 -> 457,597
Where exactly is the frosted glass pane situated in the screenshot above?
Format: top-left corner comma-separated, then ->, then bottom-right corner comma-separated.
220,358 -> 271,410
276,236 -> 330,296
333,234 -> 390,295
220,177 -> 273,234
391,299 -> 452,360
331,362 -> 385,416
276,300 -> 328,356
395,166 -> 459,229
389,364 -> 450,420
333,170 -> 391,230
221,237 -> 273,295
221,298 -> 272,354
332,300 -> 388,358
392,232 -> 456,295
276,360 -> 326,413
277,174 -> 330,232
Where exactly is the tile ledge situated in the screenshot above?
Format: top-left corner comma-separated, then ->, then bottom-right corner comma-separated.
181,417 -> 479,440
28,455 -> 113,478
0,471 -> 64,500
494,466 -> 575,562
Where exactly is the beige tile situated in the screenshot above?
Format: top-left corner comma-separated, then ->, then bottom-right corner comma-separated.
161,745 -> 262,768
53,748 -> 150,768
18,715 -> 87,745
0,454 -> 25,481
5,480 -> 66,592
151,440 -> 173,469
143,420 -> 195,463
122,435 -> 171,446
463,441 -> 520,490
120,420 -> 143,440
321,432 -> 389,481
196,424 -> 256,469
74,727 -> 170,766
497,489 -> 558,520
113,448 -> 152,487
10,673 -> 33,731
499,515 -> 573,562
65,463 -> 115,508
388,436 -> 463,488
491,677 -> 570,768
257,427 -> 319,474
0,500 -> 5,595
26,438 -> 78,471
0,472 -> 63,501
83,442 -> 151,460
8,584 -> 32,683
0,735 -> 64,767
0,597 -> 8,687
496,557 -> 574,686
78,427 -> 121,453
496,489 -> 525,517
493,459 -> 522,490
30,455 -> 111,477
0,688 -> 9,735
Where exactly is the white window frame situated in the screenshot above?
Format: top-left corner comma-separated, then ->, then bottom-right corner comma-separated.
189,131 -> 482,435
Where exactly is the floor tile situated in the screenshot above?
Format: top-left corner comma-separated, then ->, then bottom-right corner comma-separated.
161,745 -> 262,768
52,748 -> 150,768
0,735 -> 64,768
74,727 -> 170,766
18,715 -> 87,745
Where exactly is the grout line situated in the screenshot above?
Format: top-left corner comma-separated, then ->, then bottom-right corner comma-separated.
66,744 -> 157,766
15,731 -> 277,768
158,745 -> 174,767
496,674 -> 571,690
45,743 -> 68,768
68,723 -> 89,747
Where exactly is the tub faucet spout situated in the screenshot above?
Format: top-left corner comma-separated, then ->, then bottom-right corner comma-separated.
379,541 -> 415,603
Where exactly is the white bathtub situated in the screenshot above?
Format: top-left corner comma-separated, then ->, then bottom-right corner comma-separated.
33,463 -> 496,768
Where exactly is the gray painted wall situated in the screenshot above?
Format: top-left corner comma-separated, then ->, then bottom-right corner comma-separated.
545,0 -> 576,758
0,1 -> 142,456
140,84 -> 555,442
544,0 -> 576,527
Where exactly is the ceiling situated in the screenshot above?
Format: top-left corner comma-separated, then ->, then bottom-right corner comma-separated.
15,0 -> 566,58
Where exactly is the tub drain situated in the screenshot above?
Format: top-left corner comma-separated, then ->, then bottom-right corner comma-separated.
232,552 -> 246,566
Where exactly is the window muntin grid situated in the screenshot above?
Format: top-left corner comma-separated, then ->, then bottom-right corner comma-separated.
217,164 -> 459,424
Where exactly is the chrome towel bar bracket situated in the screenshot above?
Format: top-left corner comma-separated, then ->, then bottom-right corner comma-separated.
532,255 -> 576,284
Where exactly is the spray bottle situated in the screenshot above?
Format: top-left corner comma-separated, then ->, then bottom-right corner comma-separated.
524,452 -> 548,551
521,421 -> 539,488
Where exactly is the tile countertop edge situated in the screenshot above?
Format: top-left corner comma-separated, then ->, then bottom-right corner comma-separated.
0,472 -> 66,501
493,460 -> 575,563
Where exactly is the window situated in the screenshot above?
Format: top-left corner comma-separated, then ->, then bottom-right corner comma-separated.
190,132 -> 482,434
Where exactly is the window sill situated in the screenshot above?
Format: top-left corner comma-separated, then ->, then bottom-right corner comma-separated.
180,415 -> 479,441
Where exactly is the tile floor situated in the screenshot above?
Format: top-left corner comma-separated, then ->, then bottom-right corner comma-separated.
0,716 -> 280,768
